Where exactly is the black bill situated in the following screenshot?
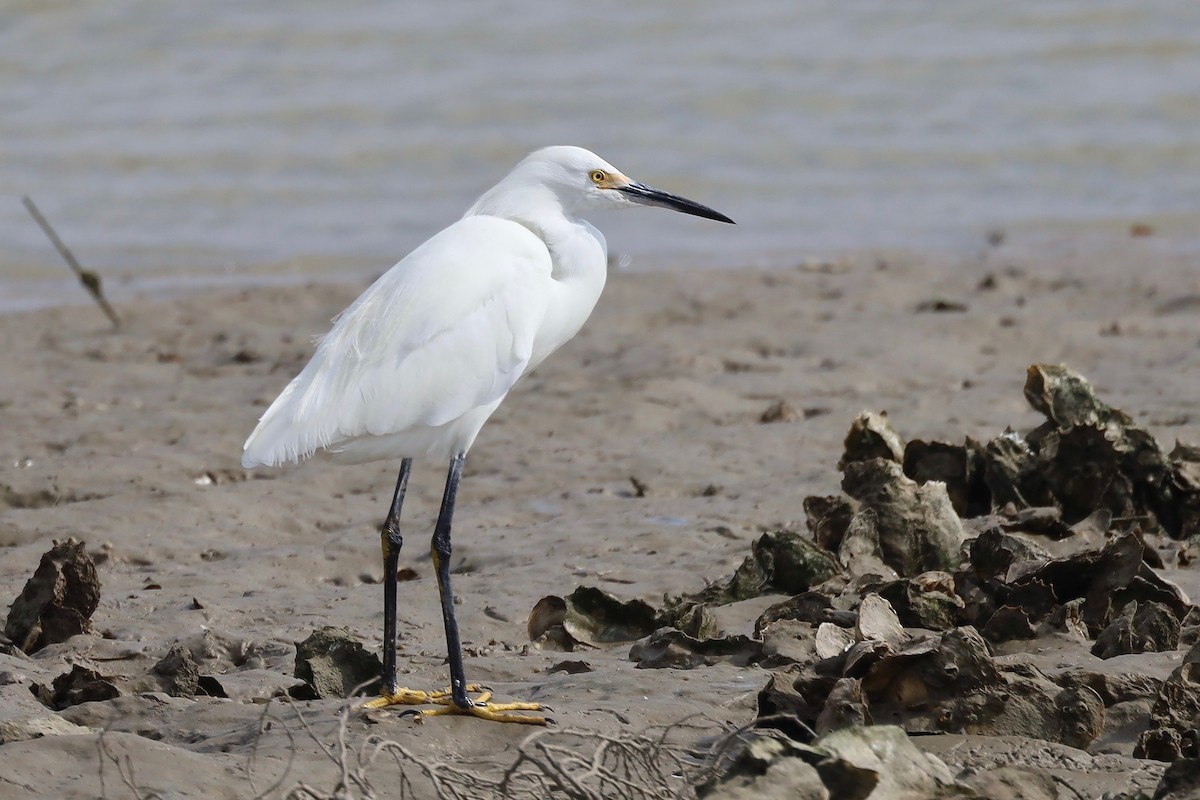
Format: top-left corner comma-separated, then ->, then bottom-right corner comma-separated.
618,182 -> 735,224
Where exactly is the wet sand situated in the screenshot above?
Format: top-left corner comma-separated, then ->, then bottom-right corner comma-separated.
1,238 -> 1198,797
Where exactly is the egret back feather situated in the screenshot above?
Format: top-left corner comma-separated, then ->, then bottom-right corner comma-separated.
242,216 -> 551,467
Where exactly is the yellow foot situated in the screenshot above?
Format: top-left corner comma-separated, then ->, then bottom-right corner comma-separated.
357,683 -> 486,710
358,684 -> 549,725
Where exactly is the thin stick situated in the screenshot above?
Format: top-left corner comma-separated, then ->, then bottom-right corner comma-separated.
22,195 -> 121,329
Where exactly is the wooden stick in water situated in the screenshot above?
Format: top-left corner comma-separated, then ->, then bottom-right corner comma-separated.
22,195 -> 121,329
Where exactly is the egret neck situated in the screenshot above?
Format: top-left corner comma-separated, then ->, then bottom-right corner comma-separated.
468,184 -> 609,371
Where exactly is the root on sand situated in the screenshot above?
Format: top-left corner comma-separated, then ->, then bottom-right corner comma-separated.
276,701 -> 724,800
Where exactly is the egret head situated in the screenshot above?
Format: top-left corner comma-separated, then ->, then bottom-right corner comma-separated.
509,146 -> 735,224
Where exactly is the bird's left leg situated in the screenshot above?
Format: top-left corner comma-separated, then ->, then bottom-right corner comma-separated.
380,458 -> 412,698
415,451 -> 546,724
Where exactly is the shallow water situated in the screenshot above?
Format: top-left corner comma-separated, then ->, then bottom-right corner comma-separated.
3,1 -> 1198,310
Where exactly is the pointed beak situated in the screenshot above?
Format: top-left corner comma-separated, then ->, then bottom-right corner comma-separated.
617,182 -> 735,224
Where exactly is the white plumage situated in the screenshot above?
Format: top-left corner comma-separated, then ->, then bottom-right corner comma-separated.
242,215 -> 555,465
239,146 -> 732,723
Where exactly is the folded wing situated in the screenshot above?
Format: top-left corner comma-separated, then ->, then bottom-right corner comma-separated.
243,216 -> 552,467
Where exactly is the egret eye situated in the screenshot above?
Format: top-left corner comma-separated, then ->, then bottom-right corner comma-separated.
589,169 -> 607,185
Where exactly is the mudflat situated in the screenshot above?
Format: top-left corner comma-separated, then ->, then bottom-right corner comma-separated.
2,239 -> 1198,798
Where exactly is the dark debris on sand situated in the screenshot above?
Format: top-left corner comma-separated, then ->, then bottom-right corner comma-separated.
535,364 -> 1200,798
5,364 -> 1200,798
3,538 -> 100,654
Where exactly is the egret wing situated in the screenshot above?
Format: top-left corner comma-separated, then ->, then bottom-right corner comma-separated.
243,216 -> 551,466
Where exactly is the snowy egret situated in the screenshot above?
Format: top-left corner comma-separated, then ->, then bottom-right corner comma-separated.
242,146 -> 733,723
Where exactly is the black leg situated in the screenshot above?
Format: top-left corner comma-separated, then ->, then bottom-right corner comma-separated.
381,458 -> 413,695
363,451 -> 542,722
431,452 -> 469,708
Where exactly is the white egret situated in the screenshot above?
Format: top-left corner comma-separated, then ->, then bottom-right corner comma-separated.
242,146 -> 733,723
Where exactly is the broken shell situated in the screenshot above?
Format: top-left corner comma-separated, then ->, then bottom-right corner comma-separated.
838,511 -> 900,581
293,626 -> 381,699
980,605 -> 1036,643
32,665 -> 121,710
877,573 -> 964,631
855,594 -> 905,648
755,591 -> 839,636
527,595 -> 580,651
982,432 -> 1054,511
1135,660 -> 1200,762
903,437 -> 989,518
805,494 -> 856,552
815,678 -> 871,735
1024,364 -> 1126,431
968,529 -> 1053,582
840,411 -> 906,469
628,628 -> 763,670
528,587 -> 658,650
816,622 -> 854,660
658,598 -> 717,640
841,459 -> 964,577
844,639 -> 891,678
4,538 -> 101,654
1092,601 -> 1180,659
703,530 -> 843,604
1054,685 -> 1106,750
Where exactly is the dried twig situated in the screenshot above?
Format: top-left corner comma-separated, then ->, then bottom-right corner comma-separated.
22,195 -> 121,329
259,699 -> 728,800
248,699 -> 299,800
97,725 -> 153,800
285,700 -> 371,799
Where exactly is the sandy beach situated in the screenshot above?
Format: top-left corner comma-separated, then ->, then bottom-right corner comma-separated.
2,237 -> 1199,798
